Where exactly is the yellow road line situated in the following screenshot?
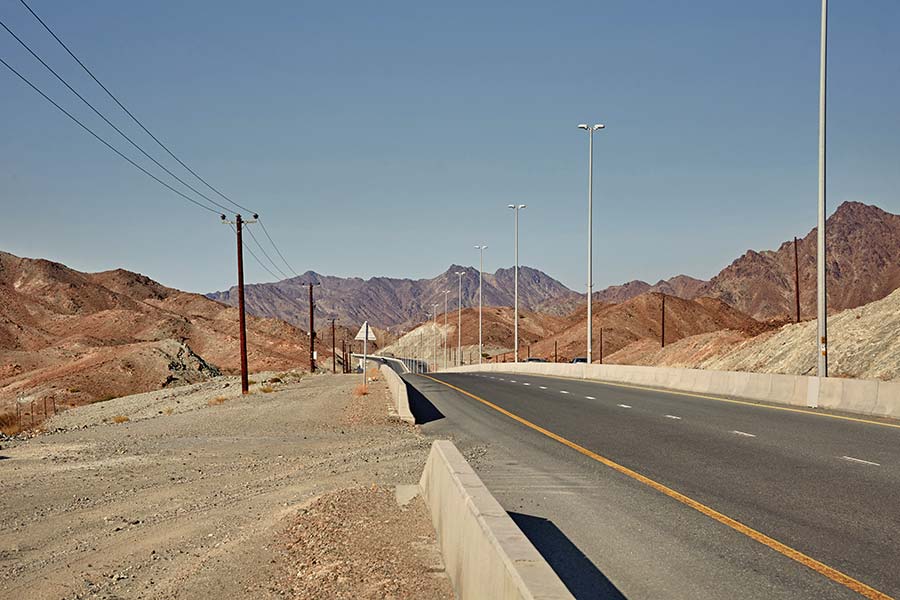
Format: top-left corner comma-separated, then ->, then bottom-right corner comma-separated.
422,374 -> 893,600
477,370 -> 900,430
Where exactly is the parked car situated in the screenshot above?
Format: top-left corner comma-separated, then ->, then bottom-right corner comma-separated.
571,357 -> 588,364
525,357 -> 547,363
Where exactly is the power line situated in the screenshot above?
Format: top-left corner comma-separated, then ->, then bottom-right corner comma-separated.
259,218 -> 300,277
17,0 -> 300,280
229,224 -> 280,280
0,17 -> 236,216
0,55 -> 221,214
17,0 -> 255,216
245,225 -> 290,280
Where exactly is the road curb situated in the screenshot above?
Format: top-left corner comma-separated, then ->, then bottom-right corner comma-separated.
380,364 -> 414,423
419,440 -> 574,600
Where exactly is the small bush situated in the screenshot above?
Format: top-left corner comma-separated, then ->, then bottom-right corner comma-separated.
353,384 -> 369,397
267,377 -> 282,384
207,396 -> 227,406
163,407 -> 174,415
112,415 -> 130,424
260,385 -> 274,393
247,379 -> 257,386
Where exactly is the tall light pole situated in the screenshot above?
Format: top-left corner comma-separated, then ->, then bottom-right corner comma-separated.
474,245 -> 487,364
443,289 -> 450,370
578,122 -> 605,363
816,0 -> 828,378
455,271 -> 464,366
432,303 -> 439,371
507,204 -> 526,362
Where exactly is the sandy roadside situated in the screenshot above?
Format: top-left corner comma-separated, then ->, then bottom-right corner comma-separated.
0,373 -> 452,599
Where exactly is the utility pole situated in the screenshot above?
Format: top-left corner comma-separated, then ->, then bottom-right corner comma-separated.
508,204 -> 526,363
432,303 -> 439,371
330,318 -> 337,373
661,294 -> 666,349
341,339 -> 346,374
222,213 -> 258,394
443,290 -> 450,370
474,245 -> 487,364
456,271 -> 464,367
307,283 -> 318,372
578,123 -> 605,364
554,340 -> 558,363
794,237 -> 801,323
817,0 -> 828,378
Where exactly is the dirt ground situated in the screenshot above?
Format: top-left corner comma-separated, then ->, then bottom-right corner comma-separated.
0,373 -> 452,599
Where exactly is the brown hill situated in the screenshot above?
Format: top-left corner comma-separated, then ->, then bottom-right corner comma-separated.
207,265 -> 580,332
585,202 -> 900,321
696,201 -> 900,320
526,293 -> 767,363
0,251 -> 321,412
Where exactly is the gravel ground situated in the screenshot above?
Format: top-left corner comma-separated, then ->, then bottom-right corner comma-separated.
0,373 -> 452,599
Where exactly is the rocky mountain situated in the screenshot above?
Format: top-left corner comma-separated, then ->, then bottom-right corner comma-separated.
529,292 -> 768,363
695,201 -> 900,320
0,251 -> 320,411
585,202 -> 900,321
206,265 -> 580,331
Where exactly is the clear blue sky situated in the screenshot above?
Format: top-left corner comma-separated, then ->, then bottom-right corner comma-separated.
1,1 -> 898,294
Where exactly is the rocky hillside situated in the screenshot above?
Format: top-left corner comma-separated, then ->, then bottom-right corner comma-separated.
0,251 -> 319,410
610,287 -> 900,381
586,202 -> 900,321
696,201 -> 900,320
207,265 -> 580,331
528,293 -> 768,363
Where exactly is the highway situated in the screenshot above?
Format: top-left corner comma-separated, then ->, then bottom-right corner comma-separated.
405,371 -> 900,600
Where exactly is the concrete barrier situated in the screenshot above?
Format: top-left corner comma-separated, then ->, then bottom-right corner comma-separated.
380,365 -> 414,423
441,363 -> 900,421
419,440 -> 573,600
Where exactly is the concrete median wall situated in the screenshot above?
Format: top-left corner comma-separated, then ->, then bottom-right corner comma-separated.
419,440 -> 573,600
441,363 -> 900,420
379,365 -> 414,423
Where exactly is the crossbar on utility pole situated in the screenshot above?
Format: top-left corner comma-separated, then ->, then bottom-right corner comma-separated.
222,213 -> 258,395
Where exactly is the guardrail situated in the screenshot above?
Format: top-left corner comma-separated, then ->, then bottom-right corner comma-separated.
420,440 -> 573,600
441,363 -> 900,420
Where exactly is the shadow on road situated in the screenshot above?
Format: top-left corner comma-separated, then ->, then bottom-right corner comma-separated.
405,380 -> 445,424
509,512 -> 627,600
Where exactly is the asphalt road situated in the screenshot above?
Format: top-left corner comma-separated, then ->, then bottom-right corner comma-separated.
405,371 -> 900,600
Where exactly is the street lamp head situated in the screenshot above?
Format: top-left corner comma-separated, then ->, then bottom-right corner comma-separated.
593,124 -> 605,131
507,204 -> 516,209
519,204 -> 527,209
577,123 -> 589,130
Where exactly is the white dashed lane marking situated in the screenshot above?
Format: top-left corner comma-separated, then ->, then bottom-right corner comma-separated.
539,386 -> 547,390
665,415 -> 682,420
841,456 -> 880,466
523,383 -> 530,386
732,430 -> 757,438
560,390 -> 570,395
585,396 -> 596,400
617,404 -> 632,409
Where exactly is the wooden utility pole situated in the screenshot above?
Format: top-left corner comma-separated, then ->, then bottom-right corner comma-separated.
554,340 -> 558,363
222,213 -> 256,394
661,294 -> 666,349
330,318 -> 337,373
794,236 -> 801,323
308,283 -> 316,372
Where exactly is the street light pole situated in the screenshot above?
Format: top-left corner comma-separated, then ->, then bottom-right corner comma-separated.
443,290 -> 450,370
507,204 -> 526,362
432,303 -> 439,371
455,271 -> 464,367
578,123 -> 605,363
474,245 -> 487,364
816,0 -> 828,378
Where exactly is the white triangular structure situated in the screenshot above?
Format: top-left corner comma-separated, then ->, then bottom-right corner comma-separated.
354,321 -> 377,341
